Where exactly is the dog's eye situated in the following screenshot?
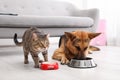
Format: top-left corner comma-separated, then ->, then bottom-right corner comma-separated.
74,39 -> 81,42
77,39 -> 81,42
73,39 -> 81,44
84,47 -> 88,50
84,39 -> 89,42
75,46 -> 81,50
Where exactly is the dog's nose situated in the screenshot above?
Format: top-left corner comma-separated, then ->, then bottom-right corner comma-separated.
76,52 -> 86,60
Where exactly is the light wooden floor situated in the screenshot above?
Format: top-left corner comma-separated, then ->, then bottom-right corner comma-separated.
0,39 -> 120,80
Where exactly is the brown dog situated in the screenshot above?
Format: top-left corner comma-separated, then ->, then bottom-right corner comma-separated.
52,30 -> 101,64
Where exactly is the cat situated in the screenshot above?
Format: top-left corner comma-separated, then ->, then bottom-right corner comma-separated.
14,27 -> 50,68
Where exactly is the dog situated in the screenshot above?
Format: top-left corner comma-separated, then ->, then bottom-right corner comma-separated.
52,30 -> 101,64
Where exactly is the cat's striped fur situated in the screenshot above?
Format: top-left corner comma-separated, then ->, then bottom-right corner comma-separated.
14,27 -> 50,68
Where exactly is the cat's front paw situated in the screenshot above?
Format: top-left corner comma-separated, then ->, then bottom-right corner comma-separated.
24,60 -> 29,64
34,65 -> 39,68
39,60 -> 44,63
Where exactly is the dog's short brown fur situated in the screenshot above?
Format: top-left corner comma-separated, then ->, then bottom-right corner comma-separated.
52,31 -> 101,64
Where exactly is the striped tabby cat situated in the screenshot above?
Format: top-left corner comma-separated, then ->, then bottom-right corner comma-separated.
14,27 -> 50,68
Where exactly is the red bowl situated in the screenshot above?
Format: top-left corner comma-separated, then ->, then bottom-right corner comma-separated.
40,62 -> 59,70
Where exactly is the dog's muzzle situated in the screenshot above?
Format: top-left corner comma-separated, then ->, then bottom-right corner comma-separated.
75,51 -> 86,60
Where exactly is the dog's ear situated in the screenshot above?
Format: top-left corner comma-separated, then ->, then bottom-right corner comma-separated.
65,32 -> 76,41
88,33 -> 101,39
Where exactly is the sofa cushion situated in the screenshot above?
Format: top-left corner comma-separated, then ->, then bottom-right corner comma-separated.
0,15 -> 93,28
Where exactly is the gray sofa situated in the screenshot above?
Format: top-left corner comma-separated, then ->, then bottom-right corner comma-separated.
0,0 -> 99,38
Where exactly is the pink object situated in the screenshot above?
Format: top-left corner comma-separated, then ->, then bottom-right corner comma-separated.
90,19 -> 107,46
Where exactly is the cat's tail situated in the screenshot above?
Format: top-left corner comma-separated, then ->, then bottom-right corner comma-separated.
14,33 -> 23,46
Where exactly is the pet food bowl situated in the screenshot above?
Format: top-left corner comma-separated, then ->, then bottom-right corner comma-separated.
68,57 -> 97,68
40,62 -> 59,70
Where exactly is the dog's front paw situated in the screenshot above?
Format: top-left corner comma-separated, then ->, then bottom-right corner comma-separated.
61,57 -> 69,65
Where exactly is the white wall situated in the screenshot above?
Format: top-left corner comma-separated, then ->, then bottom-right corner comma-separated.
86,0 -> 120,46
57,0 -> 84,9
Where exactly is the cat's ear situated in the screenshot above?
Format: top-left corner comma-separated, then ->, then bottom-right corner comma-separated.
65,32 -> 75,41
32,33 -> 38,41
88,32 -> 101,39
45,34 -> 50,38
